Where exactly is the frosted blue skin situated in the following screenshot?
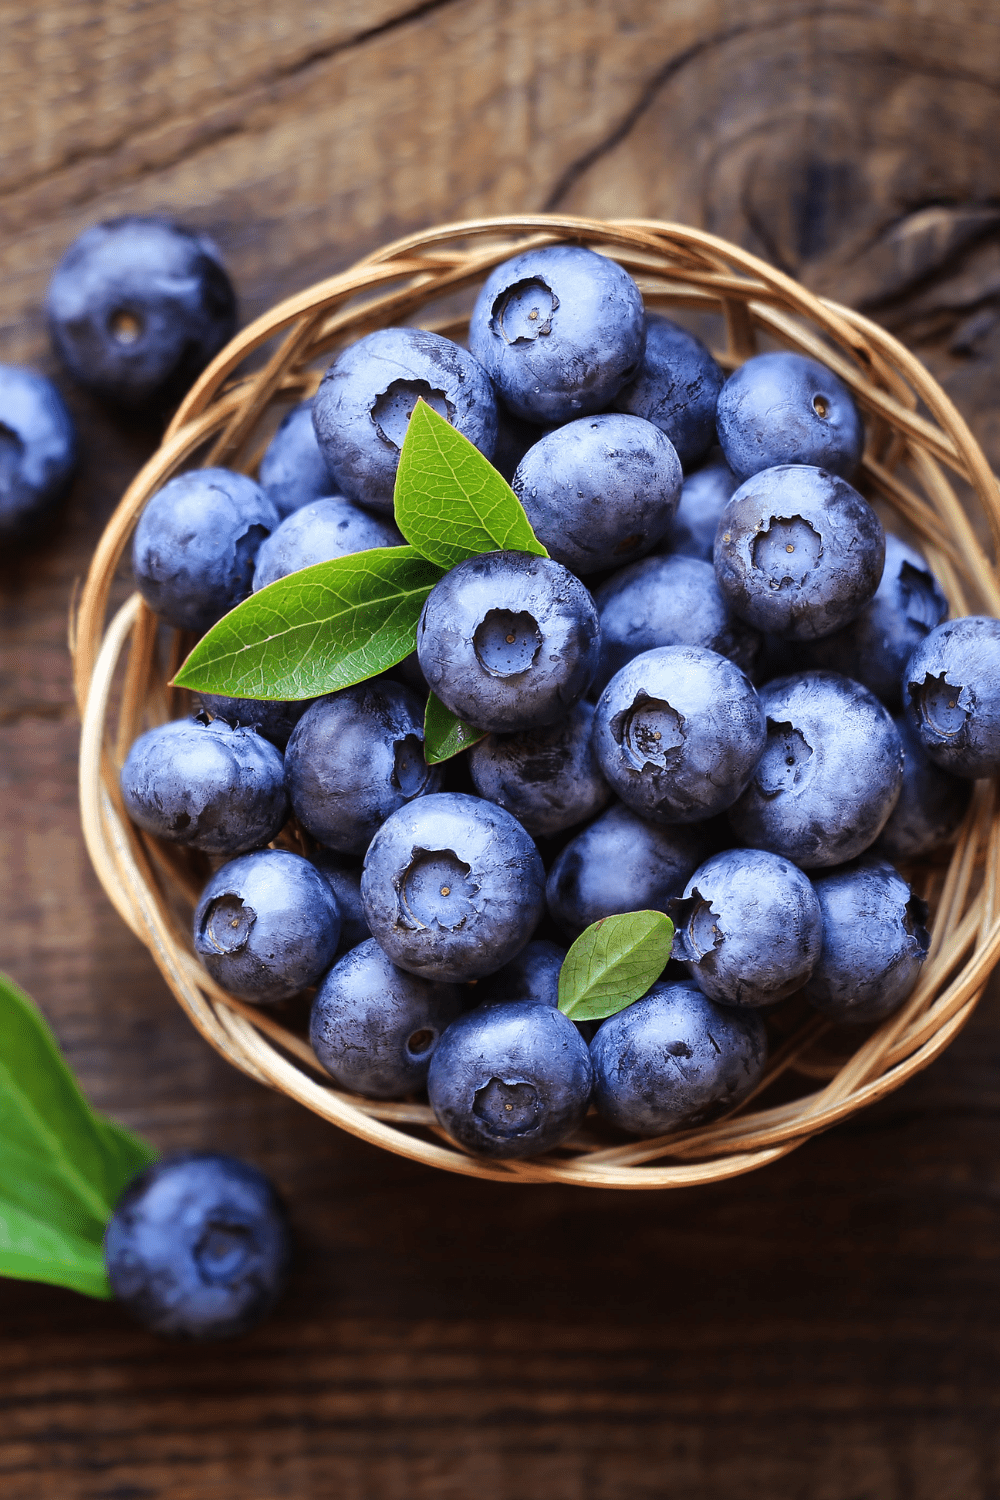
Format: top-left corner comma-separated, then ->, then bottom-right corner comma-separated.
417,551 -> 601,733
133,467 -> 279,634
714,465 -> 885,641
285,680 -> 440,856
797,533 -> 948,708
872,714 -> 971,862
0,364 -> 77,538
310,939 -> 463,1099
360,792 -> 546,982
511,413 -> 681,575
46,216 -> 236,410
312,849 -> 371,955
590,980 -> 767,1136
259,399 -> 335,518
198,693 -> 312,752
105,1154 -> 290,1341
661,454 -> 738,561
193,849 -> 340,1003
668,846 -> 822,1008
467,700 -> 610,838
546,801 -> 717,942
803,857 -> 929,1024
612,313 -> 724,470
121,714 -> 288,855
902,614 -> 1000,779
592,553 -> 760,700
427,1000 -> 593,1158
716,351 -> 864,482
478,940 -> 566,1007
469,245 -> 646,424
593,645 -> 766,825
252,496 -> 403,590
313,326 -> 498,514
728,670 -> 904,870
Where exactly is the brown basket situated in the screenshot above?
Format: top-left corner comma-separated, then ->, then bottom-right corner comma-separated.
73,215 -> 1000,1189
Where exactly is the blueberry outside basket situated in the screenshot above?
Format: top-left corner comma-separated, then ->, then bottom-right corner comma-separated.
73,215 -> 1000,1188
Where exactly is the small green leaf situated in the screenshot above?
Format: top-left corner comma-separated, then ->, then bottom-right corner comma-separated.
0,972 -> 157,1299
557,911 -> 674,1022
174,547 -> 444,700
423,692 -> 487,764
394,399 -> 548,569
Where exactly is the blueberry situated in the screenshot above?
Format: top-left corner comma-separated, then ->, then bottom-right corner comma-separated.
492,405 -> 546,482
663,453 -> 738,561
592,553 -> 761,700
546,801 -> 718,940
313,327 -> 498,515
252,496 -> 403,591
310,938 -> 464,1098
469,245 -> 645,423
590,980 -> 767,1135
467,700 -> 610,838
312,849 -> 372,954
47,217 -> 236,410
803,858 -> 930,1024
714,465 -> 885,640
133,467 -> 279,634
716,351 -> 864,481
121,714 -> 288,855
478,939 -> 566,1006
511,414 -> 681,574
427,1000 -> 593,1158
872,714 -> 972,862
0,364 -> 77,538
285,681 -> 440,856
797,534 -> 948,707
198,693 -> 312,752
612,313 -> 724,469
104,1153 -> 289,1340
416,551 -> 600,732
361,792 -> 545,982
668,847 -> 822,1008
258,399 -> 335,519
728,671 -> 904,869
593,645 -> 766,824
193,849 -> 340,1003
902,615 -> 1000,779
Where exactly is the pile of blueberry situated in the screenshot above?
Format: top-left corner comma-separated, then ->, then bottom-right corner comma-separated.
103,239 -> 1000,1161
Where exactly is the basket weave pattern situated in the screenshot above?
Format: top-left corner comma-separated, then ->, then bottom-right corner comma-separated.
74,216 -> 1000,1188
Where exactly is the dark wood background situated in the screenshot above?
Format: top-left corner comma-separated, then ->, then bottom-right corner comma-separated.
3,3 -> 1000,1495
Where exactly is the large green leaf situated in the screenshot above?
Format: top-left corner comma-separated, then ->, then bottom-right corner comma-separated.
0,972 -> 157,1298
423,692 -> 487,764
394,399 -> 548,570
174,547 -> 444,700
557,911 -> 675,1022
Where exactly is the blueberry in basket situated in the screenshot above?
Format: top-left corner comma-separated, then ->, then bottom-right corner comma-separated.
47,216 -> 236,411
252,496 -> 403,590
105,1153 -> 290,1340
873,714 -> 972,862
0,363 -> 77,539
466,699 -> 611,838
312,849 -> 372,955
313,326 -> 498,514
469,244 -> 646,423
510,412 -> 681,574
716,350 -> 864,481
902,614 -> 1000,779
258,398 -> 337,519
662,452 -> 738,561
611,312 -> 724,470
713,464 -> 885,640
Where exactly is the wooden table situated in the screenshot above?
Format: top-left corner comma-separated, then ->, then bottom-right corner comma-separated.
3,4 -> 1000,1495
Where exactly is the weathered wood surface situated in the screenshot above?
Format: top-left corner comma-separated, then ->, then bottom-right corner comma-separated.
2,2 -> 1000,1495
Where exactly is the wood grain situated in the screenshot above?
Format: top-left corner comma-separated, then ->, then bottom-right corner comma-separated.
1,2 -> 1000,1495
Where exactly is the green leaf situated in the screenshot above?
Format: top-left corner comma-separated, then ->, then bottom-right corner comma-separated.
557,911 -> 675,1022
174,547 -> 444,700
394,399 -> 548,569
0,972 -> 157,1298
423,692 -> 487,764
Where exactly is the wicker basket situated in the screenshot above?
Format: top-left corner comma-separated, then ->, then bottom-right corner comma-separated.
73,215 -> 1000,1189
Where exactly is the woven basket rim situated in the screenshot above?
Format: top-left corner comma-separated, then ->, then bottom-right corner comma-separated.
74,214 -> 1000,1189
